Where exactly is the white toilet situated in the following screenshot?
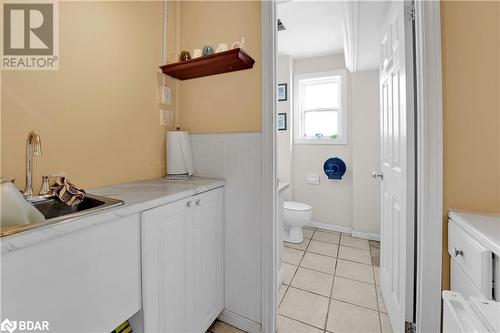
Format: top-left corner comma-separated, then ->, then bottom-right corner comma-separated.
283,201 -> 312,243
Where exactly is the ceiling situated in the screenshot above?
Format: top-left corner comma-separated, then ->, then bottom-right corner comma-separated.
277,1 -> 390,71
277,1 -> 344,59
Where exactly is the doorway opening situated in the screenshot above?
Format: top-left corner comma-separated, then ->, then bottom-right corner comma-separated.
274,2 -> 416,332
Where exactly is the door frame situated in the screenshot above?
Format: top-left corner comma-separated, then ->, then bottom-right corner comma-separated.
260,1 -> 443,333
413,1 -> 443,332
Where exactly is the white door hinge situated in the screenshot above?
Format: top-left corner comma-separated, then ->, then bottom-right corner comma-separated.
405,321 -> 416,333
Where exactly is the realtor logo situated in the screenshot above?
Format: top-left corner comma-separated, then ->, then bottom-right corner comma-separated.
1,1 -> 59,70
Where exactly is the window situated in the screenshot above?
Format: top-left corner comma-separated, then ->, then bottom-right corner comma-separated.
294,70 -> 347,144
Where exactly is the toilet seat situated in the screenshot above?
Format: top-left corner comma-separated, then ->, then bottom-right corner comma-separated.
284,201 -> 311,211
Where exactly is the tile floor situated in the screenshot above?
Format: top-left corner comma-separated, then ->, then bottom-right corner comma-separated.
208,227 -> 392,333
278,227 -> 392,333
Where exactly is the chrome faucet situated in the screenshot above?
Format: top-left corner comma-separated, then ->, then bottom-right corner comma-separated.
23,130 -> 42,197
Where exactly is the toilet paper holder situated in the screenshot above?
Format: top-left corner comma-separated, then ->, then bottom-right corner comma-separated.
323,157 -> 346,180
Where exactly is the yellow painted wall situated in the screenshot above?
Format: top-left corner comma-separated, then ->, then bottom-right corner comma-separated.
441,1 -> 500,289
1,2 -> 165,189
176,1 -> 261,133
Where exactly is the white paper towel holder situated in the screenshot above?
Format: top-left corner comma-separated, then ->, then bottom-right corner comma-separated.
165,173 -> 191,180
165,130 -> 194,180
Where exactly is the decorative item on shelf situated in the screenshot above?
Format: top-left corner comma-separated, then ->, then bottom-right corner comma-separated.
231,37 -> 246,50
277,113 -> 287,131
277,83 -> 287,101
323,157 -> 347,180
202,45 -> 214,56
179,50 -> 191,62
216,43 -> 229,53
192,48 -> 202,58
231,41 -> 241,49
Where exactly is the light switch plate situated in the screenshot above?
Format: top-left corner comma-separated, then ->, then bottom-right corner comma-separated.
306,173 -> 320,185
160,110 -> 173,126
162,86 -> 171,105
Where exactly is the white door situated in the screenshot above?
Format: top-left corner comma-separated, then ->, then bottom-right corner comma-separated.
141,197 -> 195,333
193,188 -> 224,332
378,1 -> 415,332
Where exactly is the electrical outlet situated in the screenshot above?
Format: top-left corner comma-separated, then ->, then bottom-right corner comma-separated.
162,86 -> 171,105
160,110 -> 173,126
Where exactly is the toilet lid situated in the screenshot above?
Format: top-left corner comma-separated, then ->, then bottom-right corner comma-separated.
284,201 -> 312,211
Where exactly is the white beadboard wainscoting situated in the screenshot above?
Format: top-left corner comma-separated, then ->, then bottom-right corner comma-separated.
191,133 -> 263,332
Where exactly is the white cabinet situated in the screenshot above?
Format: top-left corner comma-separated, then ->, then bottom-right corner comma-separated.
141,187 -> 224,333
1,214 -> 141,333
193,189 -> 224,332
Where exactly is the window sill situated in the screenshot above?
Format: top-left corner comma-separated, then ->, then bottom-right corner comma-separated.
294,138 -> 347,145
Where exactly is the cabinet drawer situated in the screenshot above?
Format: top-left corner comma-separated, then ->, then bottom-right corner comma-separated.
448,220 -> 492,297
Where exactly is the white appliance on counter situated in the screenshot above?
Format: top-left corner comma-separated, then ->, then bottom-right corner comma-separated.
443,290 -> 499,333
443,210 -> 500,332
448,210 -> 500,301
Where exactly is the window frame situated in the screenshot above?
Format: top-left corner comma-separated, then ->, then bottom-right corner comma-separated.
293,70 -> 348,145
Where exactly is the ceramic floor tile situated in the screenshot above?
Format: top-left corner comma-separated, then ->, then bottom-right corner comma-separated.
283,247 -> 304,265
279,287 -> 329,329
307,240 -> 338,257
300,252 -> 337,274
285,238 -> 310,251
340,235 -> 370,250
312,230 -> 340,244
282,263 -> 298,286
277,315 -> 323,333
326,300 -> 381,333
210,321 -> 245,333
290,267 -> 334,297
335,259 -> 374,284
278,284 -> 288,306
331,276 -> 378,310
380,313 -> 393,333
374,266 -> 380,286
338,246 -> 372,265
303,228 -> 315,240
377,287 -> 387,313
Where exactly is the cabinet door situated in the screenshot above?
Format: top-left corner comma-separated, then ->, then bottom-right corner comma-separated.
141,198 -> 194,333
193,188 -> 224,332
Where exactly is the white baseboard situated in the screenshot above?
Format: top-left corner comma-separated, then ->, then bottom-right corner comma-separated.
351,230 -> 380,241
307,221 -> 352,234
218,309 -> 262,333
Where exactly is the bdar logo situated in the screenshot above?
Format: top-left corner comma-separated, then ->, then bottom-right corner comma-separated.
0,319 -> 17,333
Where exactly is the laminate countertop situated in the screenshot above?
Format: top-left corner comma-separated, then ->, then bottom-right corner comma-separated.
1,177 -> 225,254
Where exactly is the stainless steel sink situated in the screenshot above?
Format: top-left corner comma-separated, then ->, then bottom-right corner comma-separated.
1,193 -> 124,237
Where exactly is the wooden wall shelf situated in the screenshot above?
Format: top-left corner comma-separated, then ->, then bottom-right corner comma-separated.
159,48 -> 255,80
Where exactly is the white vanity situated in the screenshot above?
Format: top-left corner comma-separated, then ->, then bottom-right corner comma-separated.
1,177 -> 225,333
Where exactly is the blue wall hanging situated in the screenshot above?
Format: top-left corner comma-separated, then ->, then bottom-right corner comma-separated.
323,157 -> 346,180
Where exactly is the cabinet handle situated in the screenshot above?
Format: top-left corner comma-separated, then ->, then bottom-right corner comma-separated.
195,199 -> 200,206
453,248 -> 464,257
186,200 -> 192,208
